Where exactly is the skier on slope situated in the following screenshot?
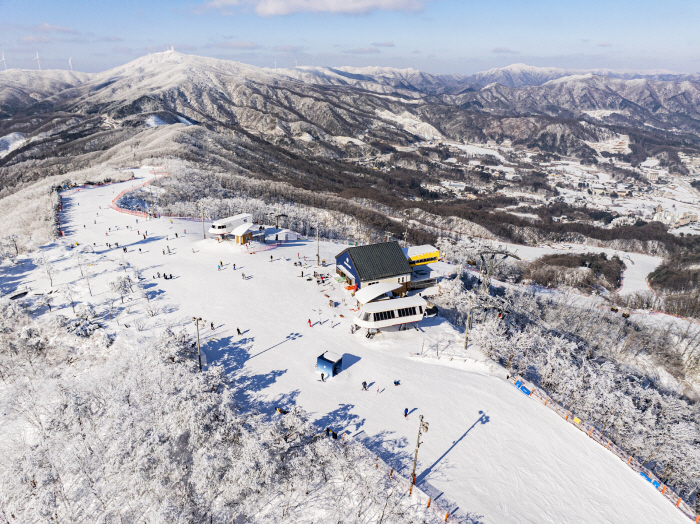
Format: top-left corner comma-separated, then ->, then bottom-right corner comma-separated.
211,322 -> 214,330
362,381 -> 368,391
308,319 -> 312,327
237,328 -> 242,336
404,408 -> 408,419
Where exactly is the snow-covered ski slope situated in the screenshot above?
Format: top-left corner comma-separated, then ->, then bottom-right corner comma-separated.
36,171 -> 688,523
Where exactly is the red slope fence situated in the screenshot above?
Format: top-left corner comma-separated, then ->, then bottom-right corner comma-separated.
56,173 -> 142,238
109,168 -> 168,217
510,375 -> 700,522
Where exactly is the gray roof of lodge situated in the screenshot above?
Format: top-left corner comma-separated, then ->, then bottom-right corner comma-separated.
337,241 -> 412,282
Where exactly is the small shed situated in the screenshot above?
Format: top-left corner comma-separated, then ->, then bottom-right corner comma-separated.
231,222 -> 257,244
317,351 -> 343,378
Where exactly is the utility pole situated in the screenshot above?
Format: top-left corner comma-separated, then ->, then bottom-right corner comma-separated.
411,415 -> 429,485
464,295 -> 472,350
200,202 -> 206,240
192,317 -> 204,371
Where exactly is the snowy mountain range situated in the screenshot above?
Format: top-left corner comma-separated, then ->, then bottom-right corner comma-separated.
1,51 -> 700,189
460,63 -> 700,88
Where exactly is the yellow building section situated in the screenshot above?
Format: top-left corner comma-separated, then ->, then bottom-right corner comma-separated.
405,246 -> 440,267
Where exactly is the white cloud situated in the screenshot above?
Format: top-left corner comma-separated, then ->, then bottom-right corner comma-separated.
344,46 -> 381,54
492,47 -> 518,54
372,41 -> 395,47
34,23 -> 78,34
20,35 -> 50,43
200,0 -> 430,16
273,45 -> 304,52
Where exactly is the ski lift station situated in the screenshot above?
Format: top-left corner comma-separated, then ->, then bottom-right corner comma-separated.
352,283 -> 427,330
208,213 -> 254,243
316,351 -> 343,378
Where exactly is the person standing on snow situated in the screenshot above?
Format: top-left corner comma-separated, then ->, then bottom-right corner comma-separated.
211,322 -> 214,330
217,264 -> 221,271
242,273 -> 246,280
404,408 -> 409,419
321,373 -> 325,382
237,328 -> 242,336
362,381 -> 367,391
308,319 -> 312,327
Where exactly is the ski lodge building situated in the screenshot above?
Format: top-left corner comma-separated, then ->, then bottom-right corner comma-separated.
335,241 -> 413,294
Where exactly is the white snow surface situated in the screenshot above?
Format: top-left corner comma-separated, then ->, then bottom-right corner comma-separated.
0,132 -> 26,157
10,170 -> 687,524
145,115 -> 167,127
376,110 -> 443,140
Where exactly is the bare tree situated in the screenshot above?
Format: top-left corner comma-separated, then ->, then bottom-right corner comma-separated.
37,295 -> 53,312
75,253 -> 93,296
5,235 -> 20,256
144,303 -> 159,317
61,286 -> 77,315
109,277 -> 131,304
41,255 -> 55,287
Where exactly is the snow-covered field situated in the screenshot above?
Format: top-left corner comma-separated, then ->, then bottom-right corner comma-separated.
3,169 -> 688,523
466,239 -> 661,296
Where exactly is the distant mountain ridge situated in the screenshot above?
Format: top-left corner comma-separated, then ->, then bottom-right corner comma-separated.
460,63 -> 700,88
1,52 -> 700,177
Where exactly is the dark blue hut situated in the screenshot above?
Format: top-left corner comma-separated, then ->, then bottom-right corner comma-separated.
317,351 -> 343,378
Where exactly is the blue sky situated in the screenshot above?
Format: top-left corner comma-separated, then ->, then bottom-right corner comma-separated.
2,0 -> 699,74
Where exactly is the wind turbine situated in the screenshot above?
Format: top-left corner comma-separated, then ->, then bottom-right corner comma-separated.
69,57 -> 73,72
34,51 -> 41,71
0,52 -> 6,70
